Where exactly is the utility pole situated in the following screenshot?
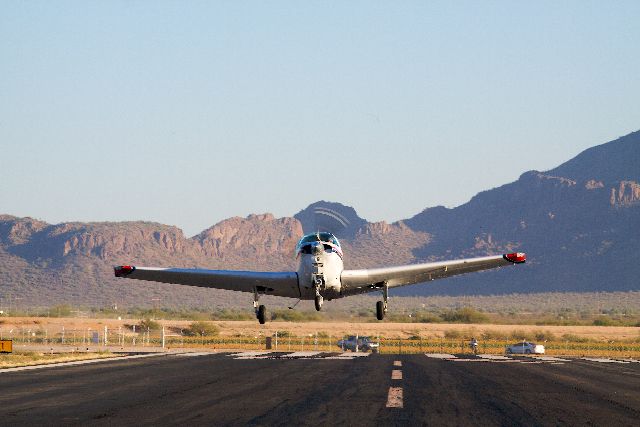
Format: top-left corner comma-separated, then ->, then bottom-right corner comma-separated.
151,297 -> 160,320
14,297 -> 22,317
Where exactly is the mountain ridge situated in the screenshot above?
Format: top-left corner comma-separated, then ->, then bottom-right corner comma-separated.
1,131 -> 638,307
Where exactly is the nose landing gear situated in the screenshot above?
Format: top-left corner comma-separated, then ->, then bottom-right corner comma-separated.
313,275 -> 324,312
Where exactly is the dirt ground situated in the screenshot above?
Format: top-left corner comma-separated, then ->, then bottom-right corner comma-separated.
1,316 -> 638,341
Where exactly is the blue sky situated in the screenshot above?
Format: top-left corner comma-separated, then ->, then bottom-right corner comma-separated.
1,1 -> 639,236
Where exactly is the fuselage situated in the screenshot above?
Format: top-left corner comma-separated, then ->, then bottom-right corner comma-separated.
295,232 -> 344,300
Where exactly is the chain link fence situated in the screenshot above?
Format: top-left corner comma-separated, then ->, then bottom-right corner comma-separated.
2,325 -> 639,357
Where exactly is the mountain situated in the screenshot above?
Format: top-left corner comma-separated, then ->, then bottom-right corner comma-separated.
0,131 -> 638,307
401,130 -> 640,295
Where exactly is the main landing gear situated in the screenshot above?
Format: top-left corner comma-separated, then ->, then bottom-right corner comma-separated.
254,289 -> 266,324
376,283 -> 389,321
314,285 -> 323,312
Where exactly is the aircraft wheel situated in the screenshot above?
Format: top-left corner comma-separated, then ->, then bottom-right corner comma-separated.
525,349 -> 531,354
257,305 -> 266,324
376,301 -> 385,320
314,295 -> 323,311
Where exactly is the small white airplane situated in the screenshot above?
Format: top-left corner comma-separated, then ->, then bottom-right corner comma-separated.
114,231 -> 526,324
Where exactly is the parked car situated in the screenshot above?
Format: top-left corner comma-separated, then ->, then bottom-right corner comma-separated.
506,341 -> 545,354
337,336 -> 379,353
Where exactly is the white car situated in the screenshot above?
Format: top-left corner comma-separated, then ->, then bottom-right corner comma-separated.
506,341 -> 545,355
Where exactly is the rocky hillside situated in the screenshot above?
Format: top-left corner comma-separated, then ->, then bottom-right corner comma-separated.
402,130 -> 640,295
0,131 -> 638,307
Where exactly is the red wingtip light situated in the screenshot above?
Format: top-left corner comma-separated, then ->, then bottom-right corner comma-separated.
114,265 -> 135,277
504,252 -> 526,264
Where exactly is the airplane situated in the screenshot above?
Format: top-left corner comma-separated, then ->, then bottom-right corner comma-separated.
114,231 -> 526,324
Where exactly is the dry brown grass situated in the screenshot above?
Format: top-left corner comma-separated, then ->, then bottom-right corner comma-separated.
0,351 -> 119,369
2,317 -> 638,341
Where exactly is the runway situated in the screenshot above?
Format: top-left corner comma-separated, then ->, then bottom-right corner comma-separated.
1,352 -> 638,426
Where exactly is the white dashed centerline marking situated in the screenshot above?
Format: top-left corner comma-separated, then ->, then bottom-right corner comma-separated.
387,360 -> 403,408
386,387 -> 403,408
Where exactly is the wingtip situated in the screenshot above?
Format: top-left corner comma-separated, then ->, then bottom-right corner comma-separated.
114,265 -> 136,277
503,252 -> 526,264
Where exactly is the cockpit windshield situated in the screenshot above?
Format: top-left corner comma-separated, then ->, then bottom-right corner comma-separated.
295,232 -> 341,253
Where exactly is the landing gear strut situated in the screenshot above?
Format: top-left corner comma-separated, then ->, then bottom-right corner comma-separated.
376,283 -> 388,321
254,289 -> 266,324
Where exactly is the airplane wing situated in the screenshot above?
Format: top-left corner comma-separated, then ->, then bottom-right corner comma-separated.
339,253 -> 526,296
113,266 -> 300,298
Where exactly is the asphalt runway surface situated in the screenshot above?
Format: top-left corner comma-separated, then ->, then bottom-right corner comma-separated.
1,352 -> 639,426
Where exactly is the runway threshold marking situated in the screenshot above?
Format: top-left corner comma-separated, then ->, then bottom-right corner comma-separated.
0,353 -> 164,373
537,356 -> 570,362
324,352 -> 372,359
228,351 -> 372,360
426,354 -> 569,364
425,353 -> 456,359
478,354 -> 512,360
386,387 -> 403,408
391,369 -> 402,380
280,351 -> 323,358
393,360 -> 402,367
582,357 -> 630,364
173,352 -> 214,357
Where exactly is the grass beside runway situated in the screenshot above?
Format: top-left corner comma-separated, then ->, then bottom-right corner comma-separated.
0,350 -> 120,369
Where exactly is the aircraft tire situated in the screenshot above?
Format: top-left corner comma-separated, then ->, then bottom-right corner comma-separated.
314,296 -> 323,311
257,305 -> 266,324
376,301 -> 385,320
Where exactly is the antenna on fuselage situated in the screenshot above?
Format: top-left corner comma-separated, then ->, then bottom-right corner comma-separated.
288,299 -> 301,310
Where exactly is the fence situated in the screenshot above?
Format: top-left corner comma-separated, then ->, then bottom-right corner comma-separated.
1,326 -> 639,357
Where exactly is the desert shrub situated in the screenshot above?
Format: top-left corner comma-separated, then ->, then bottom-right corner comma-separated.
47,304 -> 72,317
561,333 -> 590,343
414,313 -> 441,323
270,310 -> 321,322
444,330 -> 462,339
274,330 -> 292,337
509,330 -> 529,340
185,321 -> 219,337
481,330 -> 507,340
138,318 -> 160,331
534,330 -> 557,341
592,316 -> 622,326
210,309 -> 254,321
440,307 -> 489,324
